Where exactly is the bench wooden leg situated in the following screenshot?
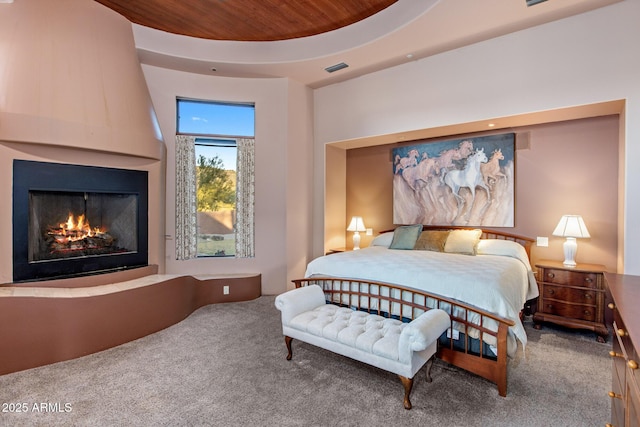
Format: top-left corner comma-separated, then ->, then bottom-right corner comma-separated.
425,355 -> 435,383
284,336 -> 293,361
398,375 -> 414,410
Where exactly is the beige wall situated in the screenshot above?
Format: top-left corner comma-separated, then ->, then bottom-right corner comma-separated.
314,1 -> 640,274
344,116 -> 619,271
141,65 -> 314,294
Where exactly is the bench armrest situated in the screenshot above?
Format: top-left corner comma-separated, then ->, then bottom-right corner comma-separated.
275,285 -> 326,326
398,309 -> 450,362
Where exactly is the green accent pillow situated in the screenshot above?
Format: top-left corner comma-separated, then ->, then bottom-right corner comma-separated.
413,230 -> 450,252
389,224 -> 423,250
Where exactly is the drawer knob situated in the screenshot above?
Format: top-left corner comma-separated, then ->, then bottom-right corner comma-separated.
584,293 -> 592,299
547,273 -> 555,279
548,289 -> 555,295
608,391 -> 622,399
629,360 -> 639,370
609,351 -> 624,358
585,277 -> 593,283
546,304 -> 553,309
608,302 -> 615,310
583,310 -> 591,316
617,328 -> 627,337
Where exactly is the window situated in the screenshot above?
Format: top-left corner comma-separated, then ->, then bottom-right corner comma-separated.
176,99 -> 255,258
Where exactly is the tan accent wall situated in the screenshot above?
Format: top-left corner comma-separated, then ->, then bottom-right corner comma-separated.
342,116 -> 619,271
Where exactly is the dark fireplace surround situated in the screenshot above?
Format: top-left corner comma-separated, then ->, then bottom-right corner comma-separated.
13,160 -> 148,283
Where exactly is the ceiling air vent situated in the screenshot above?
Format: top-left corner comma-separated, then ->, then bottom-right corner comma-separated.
526,0 -> 548,6
324,62 -> 349,73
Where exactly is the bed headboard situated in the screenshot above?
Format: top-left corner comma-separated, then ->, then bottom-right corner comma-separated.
382,226 -> 535,259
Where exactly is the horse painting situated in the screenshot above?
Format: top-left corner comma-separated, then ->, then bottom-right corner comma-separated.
392,133 -> 515,227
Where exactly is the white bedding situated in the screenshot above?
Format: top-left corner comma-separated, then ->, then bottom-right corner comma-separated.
304,242 -> 539,350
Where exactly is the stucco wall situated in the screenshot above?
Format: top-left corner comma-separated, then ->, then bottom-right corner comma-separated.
0,0 -> 165,284
141,65 -> 313,294
314,1 -> 640,274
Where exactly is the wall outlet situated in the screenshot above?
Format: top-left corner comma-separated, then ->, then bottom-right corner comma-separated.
537,236 -> 549,247
223,285 -> 229,295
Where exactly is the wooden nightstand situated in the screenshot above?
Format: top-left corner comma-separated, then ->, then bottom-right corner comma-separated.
533,260 -> 608,342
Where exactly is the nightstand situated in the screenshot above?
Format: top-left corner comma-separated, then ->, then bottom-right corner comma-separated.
533,260 -> 608,342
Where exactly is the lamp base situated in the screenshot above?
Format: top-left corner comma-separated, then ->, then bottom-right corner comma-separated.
562,237 -> 578,267
352,232 -> 361,250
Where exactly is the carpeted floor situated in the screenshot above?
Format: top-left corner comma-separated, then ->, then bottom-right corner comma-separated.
0,295 -> 611,426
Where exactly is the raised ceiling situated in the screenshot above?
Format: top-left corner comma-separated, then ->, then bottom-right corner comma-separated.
94,0 -> 397,41
96,0 -> 622,88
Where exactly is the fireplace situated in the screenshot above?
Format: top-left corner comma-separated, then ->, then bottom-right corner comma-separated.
13,160 -> 148,283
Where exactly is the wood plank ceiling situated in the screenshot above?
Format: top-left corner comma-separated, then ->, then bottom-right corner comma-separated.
94,0 -> 397,41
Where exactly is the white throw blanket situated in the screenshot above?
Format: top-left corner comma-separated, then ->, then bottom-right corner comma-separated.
304,244 -> 538,350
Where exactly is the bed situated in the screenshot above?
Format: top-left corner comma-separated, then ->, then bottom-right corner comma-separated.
293,226 -> 538,397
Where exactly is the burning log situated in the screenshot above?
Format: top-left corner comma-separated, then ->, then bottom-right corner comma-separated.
45,213 -> 121,257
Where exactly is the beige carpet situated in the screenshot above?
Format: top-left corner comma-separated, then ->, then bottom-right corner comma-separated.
0,295 -> 611,426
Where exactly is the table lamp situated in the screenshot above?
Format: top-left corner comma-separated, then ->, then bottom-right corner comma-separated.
552,215 -> 590,267
347,216 -> 366,250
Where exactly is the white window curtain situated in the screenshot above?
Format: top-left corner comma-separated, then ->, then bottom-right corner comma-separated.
175,135 -> 198,260
236,138 -> 255,258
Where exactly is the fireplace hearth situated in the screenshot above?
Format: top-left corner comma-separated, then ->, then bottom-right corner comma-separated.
13,160 -> 148,283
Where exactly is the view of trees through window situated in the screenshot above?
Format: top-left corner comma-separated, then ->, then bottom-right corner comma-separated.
195,141 -> 237,256
177,99 -> 255,257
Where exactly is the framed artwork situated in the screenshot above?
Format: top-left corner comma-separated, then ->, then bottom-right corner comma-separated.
392,133 -> 515,227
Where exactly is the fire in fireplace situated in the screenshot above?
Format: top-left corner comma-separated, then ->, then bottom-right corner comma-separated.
13,160 -> 148,283
45,212 -> 117,258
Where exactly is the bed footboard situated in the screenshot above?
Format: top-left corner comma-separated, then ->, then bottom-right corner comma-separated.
292,277 -> 515,397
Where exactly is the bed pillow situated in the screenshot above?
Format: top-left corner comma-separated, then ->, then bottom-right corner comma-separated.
444,229 -> 482,255
413,230 -> 450,252
369,231 -> 394,248
389,225 -> 423,250
476,239 -> 533,271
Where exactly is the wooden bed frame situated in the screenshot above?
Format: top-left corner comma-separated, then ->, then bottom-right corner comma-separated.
294,227 -> 534,397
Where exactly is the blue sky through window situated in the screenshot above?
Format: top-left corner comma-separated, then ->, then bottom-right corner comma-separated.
177,99 -> 255,137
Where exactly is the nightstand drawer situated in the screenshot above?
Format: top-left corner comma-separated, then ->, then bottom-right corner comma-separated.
541,284 -> 598,304
540,300 -> 596,322
541,268 -> 599,289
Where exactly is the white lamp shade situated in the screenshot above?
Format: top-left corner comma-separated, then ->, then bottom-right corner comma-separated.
552,215 -> 590,238
552,215 -> 590,267
347,216 -> 366,232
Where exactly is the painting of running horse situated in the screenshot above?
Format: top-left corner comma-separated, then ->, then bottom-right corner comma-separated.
392,133 -> 515,227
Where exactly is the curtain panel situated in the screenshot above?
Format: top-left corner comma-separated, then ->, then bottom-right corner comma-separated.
236,138 -> 255,258
175,135 -> 198,260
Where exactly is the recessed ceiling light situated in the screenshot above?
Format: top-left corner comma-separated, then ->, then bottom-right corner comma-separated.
406,54 -> 413,59
488,123 -> 496,128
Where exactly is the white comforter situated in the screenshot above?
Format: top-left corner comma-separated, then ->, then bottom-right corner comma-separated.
304,245 -> 538,349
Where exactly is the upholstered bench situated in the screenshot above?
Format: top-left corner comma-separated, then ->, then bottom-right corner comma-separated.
274,285 -> 450,409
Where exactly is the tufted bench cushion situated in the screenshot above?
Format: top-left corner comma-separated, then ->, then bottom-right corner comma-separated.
289,304 -> 408,362
275,285 -> 450,409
